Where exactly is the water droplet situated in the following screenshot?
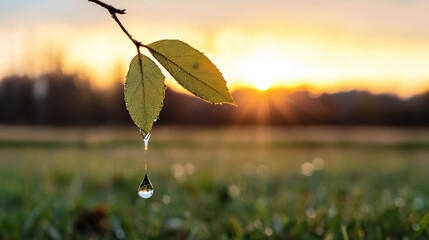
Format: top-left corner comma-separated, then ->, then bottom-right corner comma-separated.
138,173 -> 153,199
139,128 -> 148,138
140,129 -> 151,151
138,129 -> 153,198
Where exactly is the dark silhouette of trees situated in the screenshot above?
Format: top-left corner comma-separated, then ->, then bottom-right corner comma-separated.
1,72 -> 428,126
0,73 -> 131,126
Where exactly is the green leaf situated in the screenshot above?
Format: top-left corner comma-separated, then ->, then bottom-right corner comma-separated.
147,39 -> 236,106
125,54 -> 166,134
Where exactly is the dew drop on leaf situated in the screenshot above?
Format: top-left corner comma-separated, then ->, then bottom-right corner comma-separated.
140,129 -> 151,152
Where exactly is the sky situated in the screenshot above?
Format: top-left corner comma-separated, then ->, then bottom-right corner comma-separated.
1,0 -> 429,97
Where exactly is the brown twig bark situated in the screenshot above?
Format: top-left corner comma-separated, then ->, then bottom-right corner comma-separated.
88,0 -> 125,14
88,0 -> 145,54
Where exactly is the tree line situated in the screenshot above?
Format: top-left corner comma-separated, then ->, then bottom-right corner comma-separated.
1,72 -> 428,126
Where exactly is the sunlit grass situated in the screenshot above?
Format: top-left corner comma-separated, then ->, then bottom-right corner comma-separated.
1,126 -> 429,239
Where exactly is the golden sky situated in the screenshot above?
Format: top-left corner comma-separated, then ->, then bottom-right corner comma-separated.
1,0 -> 429,97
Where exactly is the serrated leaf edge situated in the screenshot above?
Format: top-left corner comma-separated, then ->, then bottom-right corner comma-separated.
124,54 -> 167,134
146,41 -> 236,106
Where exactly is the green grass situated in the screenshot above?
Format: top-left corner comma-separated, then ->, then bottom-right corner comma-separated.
1,126 -> 429,239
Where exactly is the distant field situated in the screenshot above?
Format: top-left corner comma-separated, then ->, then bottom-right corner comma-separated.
1,126 -> 429,239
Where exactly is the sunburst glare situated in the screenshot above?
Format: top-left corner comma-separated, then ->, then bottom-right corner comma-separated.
236,47 -> 305,91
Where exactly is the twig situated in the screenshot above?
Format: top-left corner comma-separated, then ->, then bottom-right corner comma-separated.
89,1 -> 229,100
88,0 -> 144,53
88,0 -> 126,14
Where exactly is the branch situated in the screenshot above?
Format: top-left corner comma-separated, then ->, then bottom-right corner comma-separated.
88,0 -> 125,14
88,0 -> 144,53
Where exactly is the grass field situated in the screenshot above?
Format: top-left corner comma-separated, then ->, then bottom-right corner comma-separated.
1,126 -> 429,239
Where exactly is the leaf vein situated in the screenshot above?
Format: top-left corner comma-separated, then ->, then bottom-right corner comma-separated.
148,47 -> 230,101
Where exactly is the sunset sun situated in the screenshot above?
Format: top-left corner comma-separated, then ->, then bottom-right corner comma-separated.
254,78 -> 272,91
237,47 -> 304,91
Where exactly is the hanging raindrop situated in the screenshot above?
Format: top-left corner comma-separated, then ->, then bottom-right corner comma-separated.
138,129 -> 153,198
138,173 -> 154,199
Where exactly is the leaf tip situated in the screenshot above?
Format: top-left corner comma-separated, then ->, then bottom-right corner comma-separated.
212,97 -> 237,107
225,98 -> 237,107
230,101 -> 238,107
224,92 -> 237,107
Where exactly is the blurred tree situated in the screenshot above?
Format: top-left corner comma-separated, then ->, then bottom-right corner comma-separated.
1,73 -> 429,126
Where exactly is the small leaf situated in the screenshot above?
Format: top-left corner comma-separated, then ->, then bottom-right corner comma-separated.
147,39 -> 236,106
125,54 -> 166,134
